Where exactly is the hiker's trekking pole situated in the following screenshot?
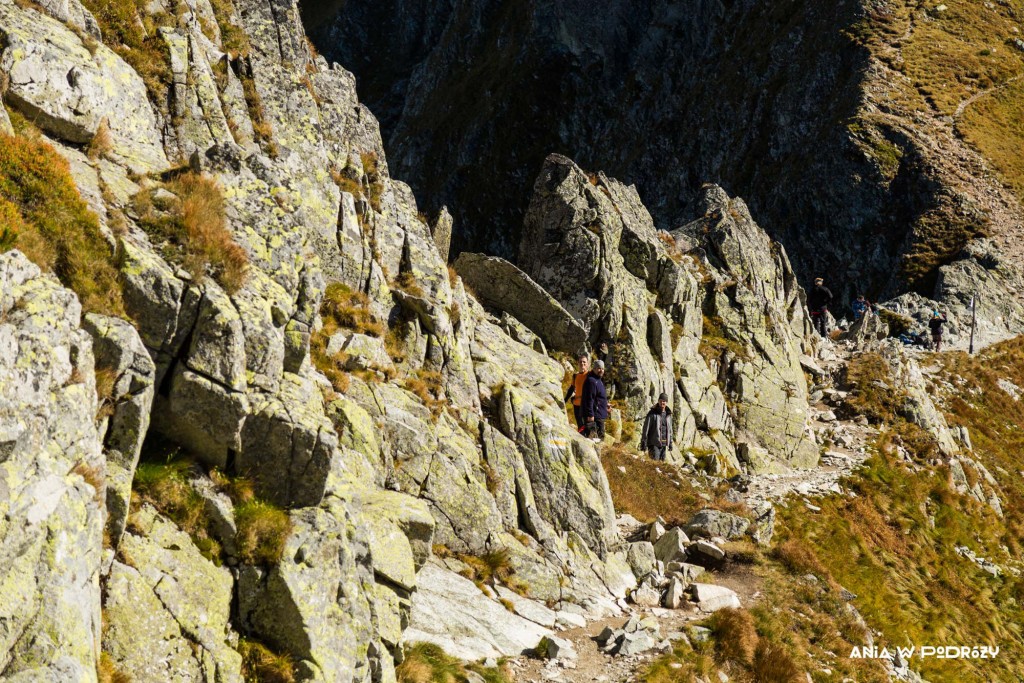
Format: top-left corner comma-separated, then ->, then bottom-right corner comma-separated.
969,292 -> 977,355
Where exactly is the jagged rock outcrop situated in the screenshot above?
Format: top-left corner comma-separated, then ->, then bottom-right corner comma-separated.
0,251 -> 104,680
514,155 -> 817,472
676,186 -> 820,469
453,252 -> 586,353
83,314 -> 155,546
883,239 -> 1024,350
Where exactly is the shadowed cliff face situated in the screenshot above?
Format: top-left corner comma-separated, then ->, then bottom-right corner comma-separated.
303,0 -> 913,295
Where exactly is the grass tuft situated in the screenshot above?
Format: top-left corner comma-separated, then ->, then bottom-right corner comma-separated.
0,132 -> 124,316
709,607 -> 758,665
404,369 -> 444,415
72,461 -> 105,504
238,638 -> 295,683
135,172 -> 248,293
397,642 -> 511,683
79,0 -> 174,102
97,652 -> 131,683
235,501 -> 292,565
87,119 -> 113,161
751,640 -> 803,683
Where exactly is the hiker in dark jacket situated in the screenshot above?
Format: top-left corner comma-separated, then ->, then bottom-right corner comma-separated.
808,277 -> 833,337
929,311 -> 948,351
563,354 -> 590,429
851,295 -> 872,321
640,393 -> 673,461
581,360 -> 609,441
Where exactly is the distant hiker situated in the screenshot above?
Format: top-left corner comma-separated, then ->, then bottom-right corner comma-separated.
929,311 -> 949,351
563,354 -> 590,429
582,360 -> 609,442
851,295 -> 872,321
808,277 -> 834,337
640,393 -> 673,461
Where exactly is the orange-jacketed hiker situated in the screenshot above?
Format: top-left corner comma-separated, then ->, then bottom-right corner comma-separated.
563,354 -> 590,430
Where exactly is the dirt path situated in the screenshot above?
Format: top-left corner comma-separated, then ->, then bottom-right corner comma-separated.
511,565 -> 765,683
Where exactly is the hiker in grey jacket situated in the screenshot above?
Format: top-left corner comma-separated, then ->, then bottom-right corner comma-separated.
640,393 -> 673,461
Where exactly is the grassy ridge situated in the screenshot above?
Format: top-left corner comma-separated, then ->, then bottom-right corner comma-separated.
639,344 -> 1024,681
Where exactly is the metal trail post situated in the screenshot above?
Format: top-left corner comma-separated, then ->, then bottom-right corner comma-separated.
969,292 -> 977,355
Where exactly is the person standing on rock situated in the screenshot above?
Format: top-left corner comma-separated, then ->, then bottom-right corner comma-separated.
929,311 -> 949,351
640,393 -> 673,461
563,354 -> 590,430
808,277 -> 833,337
582,360 -> 609,442
851,294 -> 872,321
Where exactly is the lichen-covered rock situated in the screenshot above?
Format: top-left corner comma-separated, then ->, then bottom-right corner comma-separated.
239,372 -> 338,507
237,504 -> 379,683
104,505 -> 242,683
453,252 -> 587,353
684,509 -> 750,540
678,186 -> 819,471
83,313 -> 156,547
0,250 -> 103,679
0,0 -> 168,173
404,563 -> 554,661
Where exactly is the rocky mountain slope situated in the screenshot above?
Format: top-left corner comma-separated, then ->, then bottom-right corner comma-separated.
304,0 -> 1024,309
1,0 -> 1022,681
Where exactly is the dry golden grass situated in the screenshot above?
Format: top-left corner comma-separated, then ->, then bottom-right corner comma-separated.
359,151 -> 384,212
600,442 -> 743,526
235,501 -> 292,565
458,548 -> 513,586
72,461 -> 104,504
80,0 -> 174,101
238,638 -> 295,683
310,282 -> 388,393
709,608 -> 758,665
842,352 -> 901,423
94,365 -> 119,420
404,369 -> 444,415
97,652 -> 131,683
320,283 -> 385,338
771,538 -> 828,578
397,642 -> 511,683
87,119 -> 113,161
136,172 -> 248,293
751,641 -> 803,683
699,314 -> 750,365
394,271 -> 426,299
0,132 -> 125,316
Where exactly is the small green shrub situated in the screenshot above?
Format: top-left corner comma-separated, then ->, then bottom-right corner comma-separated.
235,500 -> 292,565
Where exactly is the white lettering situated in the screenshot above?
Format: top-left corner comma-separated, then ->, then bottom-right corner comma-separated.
898,646 -> 915,660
